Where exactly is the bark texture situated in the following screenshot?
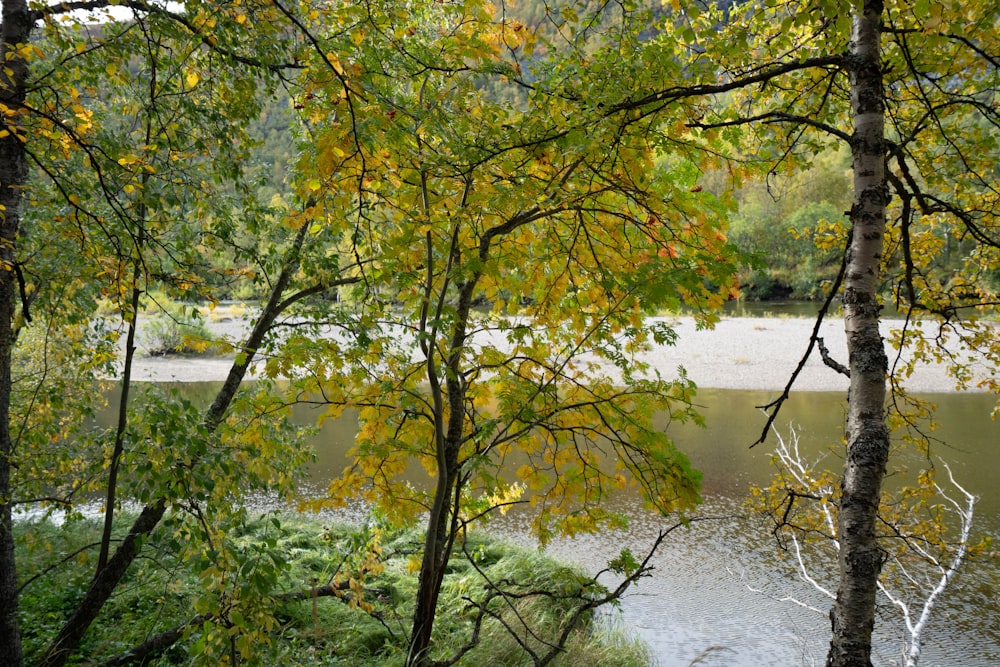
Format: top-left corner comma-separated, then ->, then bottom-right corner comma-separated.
826,2 -> 890,666
0,1 -> 33,665
408,255 -> 474,667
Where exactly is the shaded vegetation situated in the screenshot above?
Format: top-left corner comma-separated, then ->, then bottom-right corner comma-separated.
16,513 -> 649,667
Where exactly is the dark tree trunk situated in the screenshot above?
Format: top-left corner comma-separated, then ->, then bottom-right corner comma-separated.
407,337 -> 466,667
0,2 -> 34,665
827,2 -> 890,666
38,501 -> 168,667
407,231 -> 481,666
39,224 -> 314,667
409,456 -> 457,667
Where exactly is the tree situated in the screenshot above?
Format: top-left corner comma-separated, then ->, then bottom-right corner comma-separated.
0,2 -> 34,660
277,2 -> 739,664
5,1 -> 993,664
668,1 -> 999,664
0,2 -> 369,665
754,425 -> 983,666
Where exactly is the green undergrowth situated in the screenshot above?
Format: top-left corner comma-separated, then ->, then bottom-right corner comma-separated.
16,512 -> 650,667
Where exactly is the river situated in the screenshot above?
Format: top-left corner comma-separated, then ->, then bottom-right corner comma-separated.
113,302 -> 1000,666
289,386 -> 998,666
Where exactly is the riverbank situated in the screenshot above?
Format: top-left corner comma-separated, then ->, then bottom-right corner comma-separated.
124,314 -> 991,393
16,512 -> 649,667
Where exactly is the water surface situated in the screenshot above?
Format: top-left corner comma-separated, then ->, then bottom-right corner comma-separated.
113,383 -> 1000,666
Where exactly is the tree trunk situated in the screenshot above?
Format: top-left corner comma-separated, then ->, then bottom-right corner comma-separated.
409,460 -> 457,667
408,332 -> 466,667
0,1 -> 33,665
826,2 -> 889,666
39,224 -> 315,667
38,501 -> 168,667
407,245 -> 479,666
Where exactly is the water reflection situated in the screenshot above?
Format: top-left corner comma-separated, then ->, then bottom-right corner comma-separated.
293,386 -> 1000,666
501,493 -> 1000,667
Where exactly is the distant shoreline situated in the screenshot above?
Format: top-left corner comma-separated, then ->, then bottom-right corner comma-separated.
123,315 -> 992,394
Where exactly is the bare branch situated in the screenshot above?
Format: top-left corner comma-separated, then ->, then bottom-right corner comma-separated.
753,228 -> 852,447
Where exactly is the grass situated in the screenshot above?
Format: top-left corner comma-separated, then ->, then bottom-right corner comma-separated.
142,309 -> 218,355
15,513 -> 651,667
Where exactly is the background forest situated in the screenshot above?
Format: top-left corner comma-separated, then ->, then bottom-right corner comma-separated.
160,62 -> 1000,308
1,1 -> 998,667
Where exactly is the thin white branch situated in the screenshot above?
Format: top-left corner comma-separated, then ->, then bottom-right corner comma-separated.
771,423 -> 838,542
765,425 -> 977,667
792,534 -> 836,601
903,461 -> 977,667
732,566 -> 828,615
876,461 -> 976,667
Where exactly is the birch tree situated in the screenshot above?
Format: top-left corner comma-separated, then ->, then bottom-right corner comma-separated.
669,1 -> 1000,664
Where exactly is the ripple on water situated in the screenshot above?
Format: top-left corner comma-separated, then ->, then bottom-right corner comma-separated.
492,495 -> 1000,667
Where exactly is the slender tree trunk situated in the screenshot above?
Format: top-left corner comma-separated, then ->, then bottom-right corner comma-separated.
409,456 -> 457,666
39,501 -> 168,667
40,224 -> 314,667
97,225 -> 146,572
827,3 -> 889,666
408,323 -> 465,666
0,2 -> 33,665
408,241 -> 479,666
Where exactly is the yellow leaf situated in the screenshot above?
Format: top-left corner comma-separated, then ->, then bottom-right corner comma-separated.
185,70 -> 200,88
18,44 -> 44,60
325,53 -> 344,75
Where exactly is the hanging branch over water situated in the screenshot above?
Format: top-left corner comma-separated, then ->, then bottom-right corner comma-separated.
752,229 -> 852,447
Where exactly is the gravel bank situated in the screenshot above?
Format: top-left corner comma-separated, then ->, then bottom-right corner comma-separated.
126,315 -> 992,393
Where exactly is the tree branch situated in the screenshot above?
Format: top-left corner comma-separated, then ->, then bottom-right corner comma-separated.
816,337 -> 850,377
606,55 -> 845,114
33,1 -> 301,73
753,228 -> 852,447
688,111 -> 852,143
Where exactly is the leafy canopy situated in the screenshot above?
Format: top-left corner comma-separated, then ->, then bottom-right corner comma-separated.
270,0 -> 742,544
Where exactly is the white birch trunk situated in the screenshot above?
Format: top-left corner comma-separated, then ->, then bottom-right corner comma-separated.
827,2 -> 891,665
